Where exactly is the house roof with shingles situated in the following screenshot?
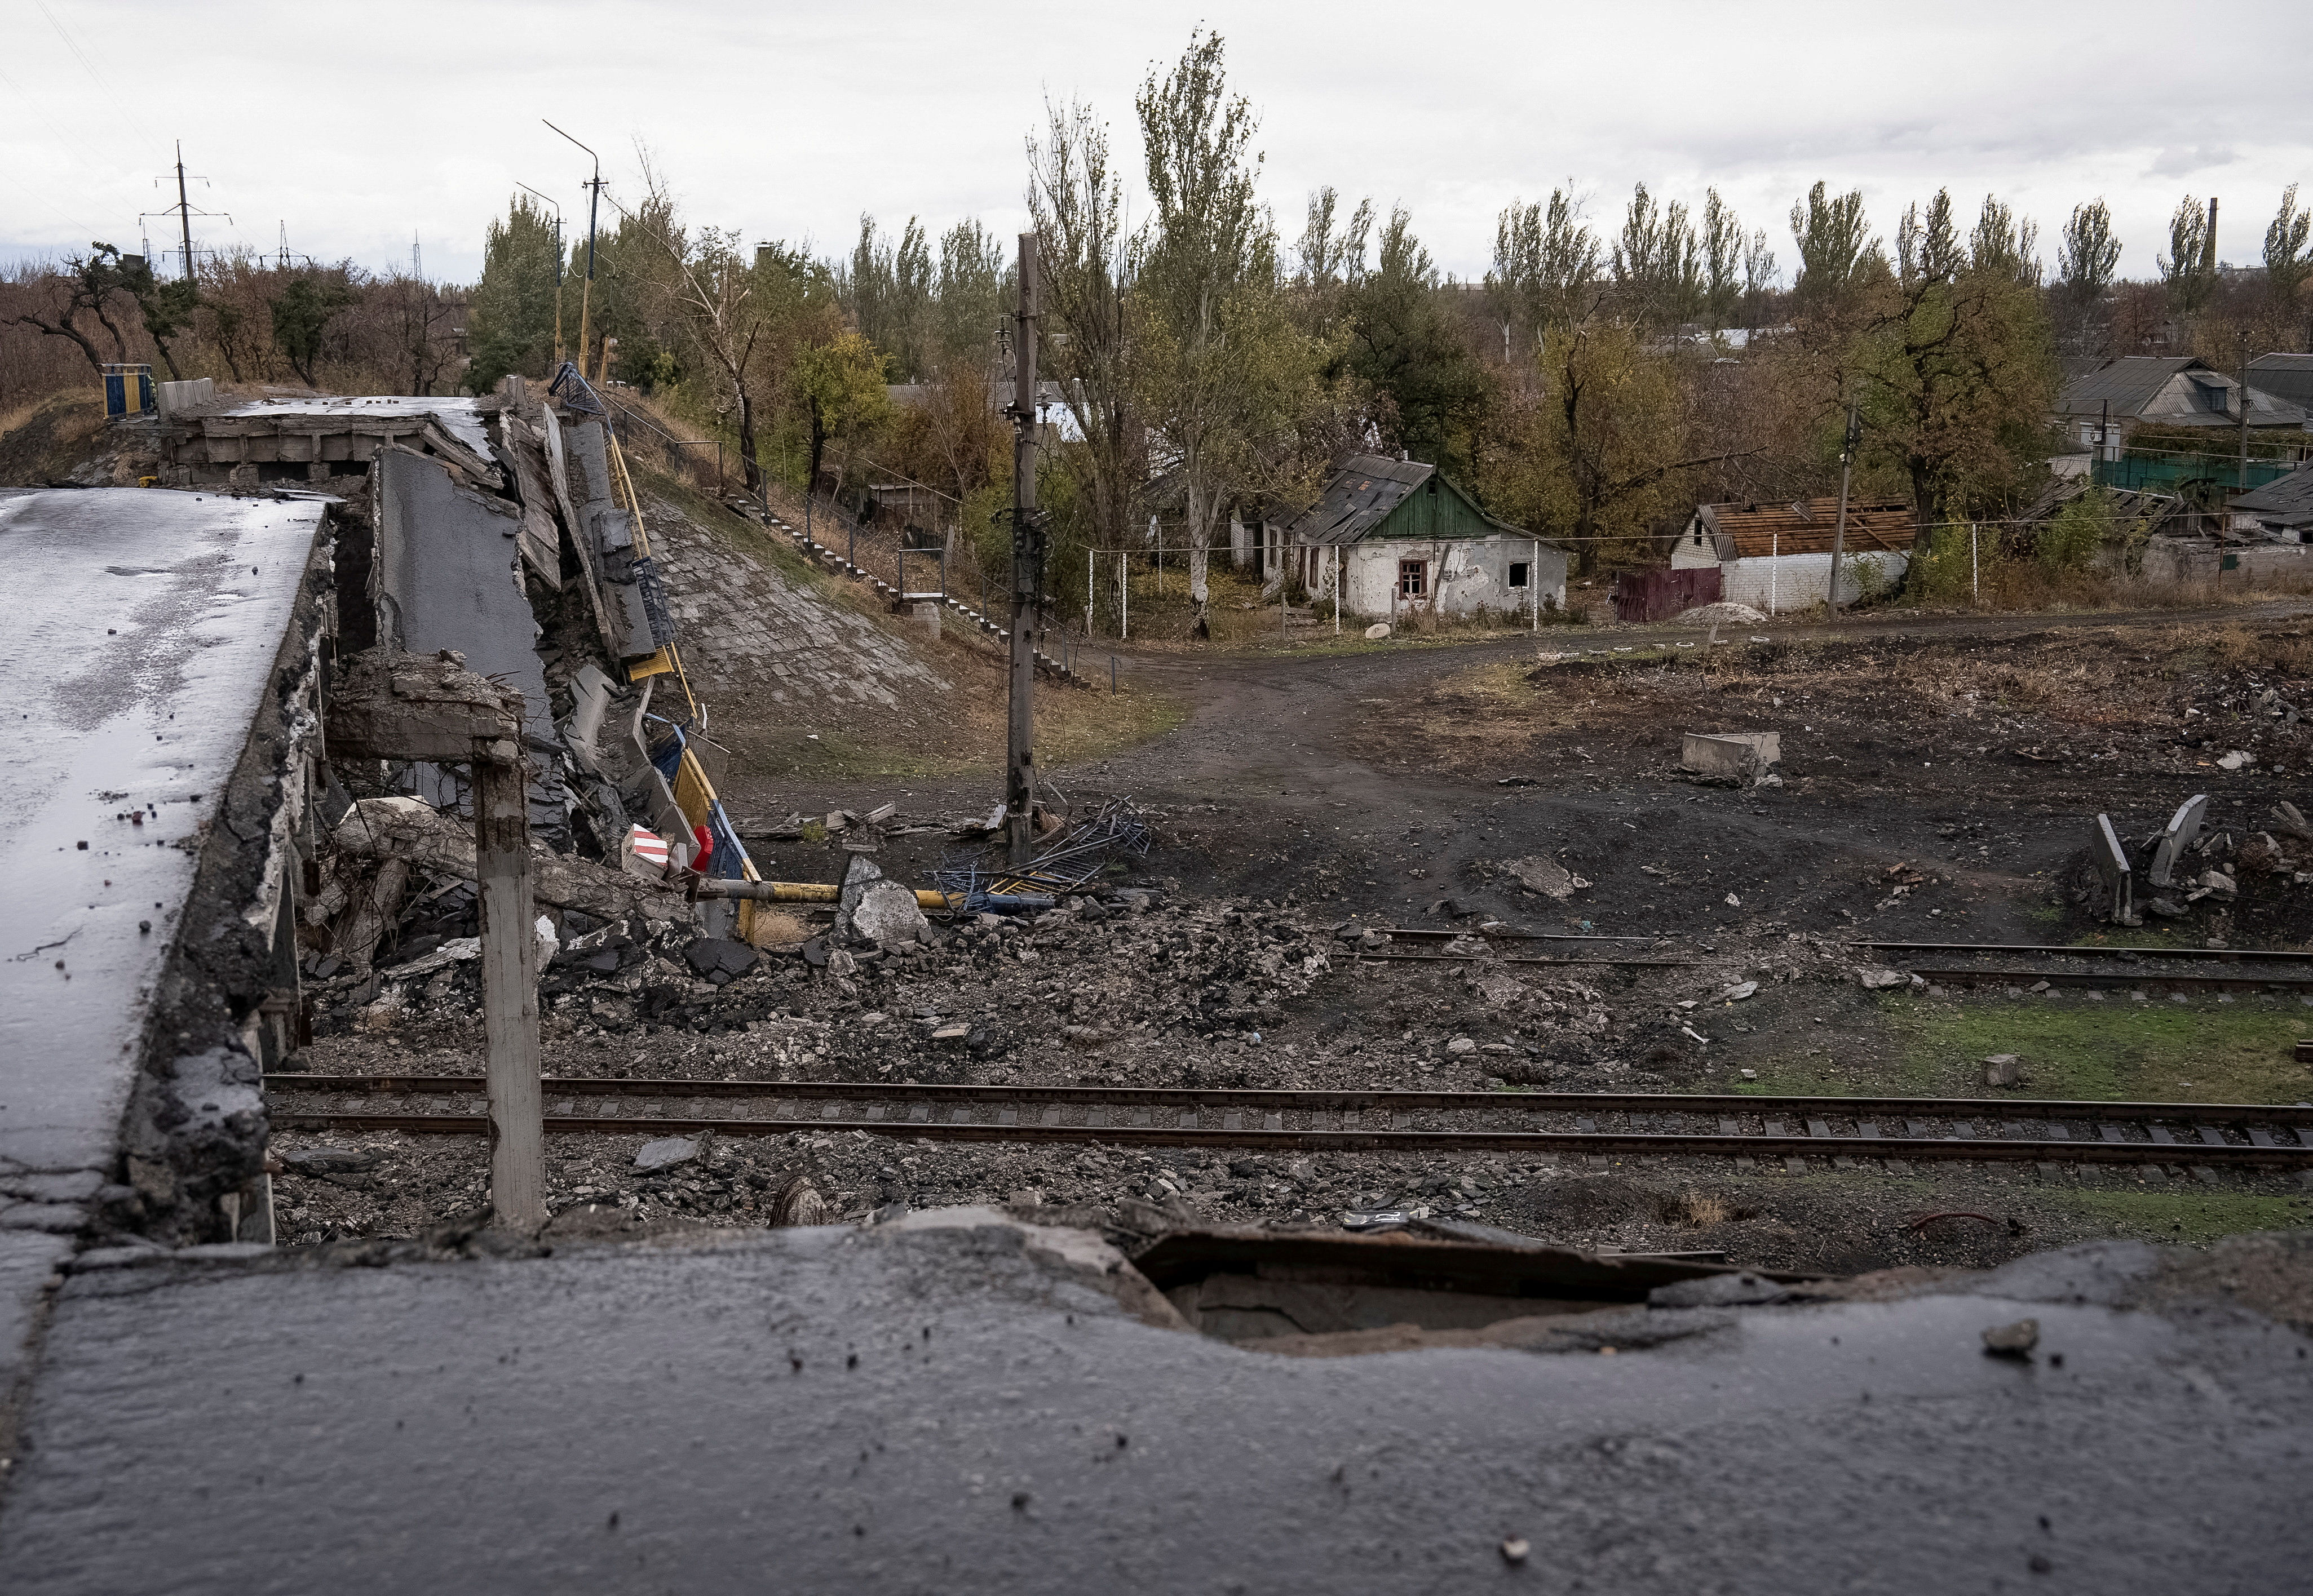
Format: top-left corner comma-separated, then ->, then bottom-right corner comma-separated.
1284,455 -> 1432,544
1282,454 -> 1545,547
2249,353 -> 2313,411
2056,356 -> 2309,429
1693,498 -> 1914,558
2230,461 -> 2313,529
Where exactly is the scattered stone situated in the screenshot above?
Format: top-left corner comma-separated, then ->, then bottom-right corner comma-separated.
2144,898 -> 2186,919
1446,1037 -> 1478,1055
1719,981 -> 1758,1002
634,1137 -> 699,1173
1724,893 -> 1742,909
683,938 -> 759,985
1856,967 -> 1908,990
1364,622 -> 1391,640
1982,1053 -> 2021,1087
2216,750 -> 2252,772
279,1147 -> 380,1175
834,853 -> 884,934
1982,1318 -> 2040,1358
1503,855 -> 1588,899
1500,1538 -> 1532,1566
850,879 -> 931,949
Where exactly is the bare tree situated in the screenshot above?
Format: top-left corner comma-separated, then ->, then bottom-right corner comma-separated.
1027,94 -> 1141,562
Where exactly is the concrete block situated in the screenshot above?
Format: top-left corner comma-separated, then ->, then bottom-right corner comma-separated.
154,376 -> 213,416
1682,732 -> 1780,778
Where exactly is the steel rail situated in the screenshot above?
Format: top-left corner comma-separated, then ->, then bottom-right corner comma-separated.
1374,928 -> 1666,944
1913,967 -> 2313,993
263,1075 -> 2313,1124
264,1112 -> 2313,1167
1348,953 -> 1696,968
1852,940 -> 2313,962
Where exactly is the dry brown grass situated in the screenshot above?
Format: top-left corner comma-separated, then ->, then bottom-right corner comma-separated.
1659,1190 -> 1733,1227
744,908 -> 810,948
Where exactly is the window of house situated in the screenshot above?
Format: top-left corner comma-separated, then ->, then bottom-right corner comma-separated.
1692,525 -> 1704,546
1509,561 -> 1529,589
1399,559 -> 1426,597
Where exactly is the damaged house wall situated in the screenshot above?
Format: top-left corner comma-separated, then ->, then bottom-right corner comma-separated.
1285,453 -> 1568,619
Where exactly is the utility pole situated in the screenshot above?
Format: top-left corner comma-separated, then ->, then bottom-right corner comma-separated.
517,183 -> 565,365
2239,333 -> 2252,492
142,143 -> 227,283
1005,233 -> 1043,865
1825,398 -> 1860,613
545,121 -> 603,382
172,142 -> 194,281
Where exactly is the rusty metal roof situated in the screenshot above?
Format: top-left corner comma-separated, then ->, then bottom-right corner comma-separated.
1695,498 -> 1914,558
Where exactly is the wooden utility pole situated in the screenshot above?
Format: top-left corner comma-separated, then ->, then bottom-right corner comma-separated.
1825,398 -> 1860,613
1005,233 -> 1043,865
2239,333 -> 2252,491
474,738 -> 546,1231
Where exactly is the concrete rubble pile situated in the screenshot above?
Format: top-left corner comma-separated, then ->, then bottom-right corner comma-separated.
2075,791 -> 2313,936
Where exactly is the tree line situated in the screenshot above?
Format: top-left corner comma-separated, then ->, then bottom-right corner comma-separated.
6,28 -> 2308,623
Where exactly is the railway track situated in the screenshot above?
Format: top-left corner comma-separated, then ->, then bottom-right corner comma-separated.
266,1076 -> 2313,1173
1913,967 -> 2313,994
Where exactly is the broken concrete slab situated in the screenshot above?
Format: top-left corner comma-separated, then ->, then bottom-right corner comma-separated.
331,798 -> 689,923
325,648 -> 523,764
2148,793 -> 2208,889
850,880 -> 931,950
835,853 -> 883,935
634,1137 -> 700,1172
2092,813 -> 2137,925
683,938 -> 759,985
1681,730 -> 1780,779
0,487 -> 330,1252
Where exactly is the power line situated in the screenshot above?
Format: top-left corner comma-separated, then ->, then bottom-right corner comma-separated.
35,0 -> 166,154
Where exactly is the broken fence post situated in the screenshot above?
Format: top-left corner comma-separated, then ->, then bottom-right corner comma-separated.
474,736 -> 546,1231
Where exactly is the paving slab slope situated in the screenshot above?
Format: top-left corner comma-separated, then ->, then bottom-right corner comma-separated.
643,489 -> 954,734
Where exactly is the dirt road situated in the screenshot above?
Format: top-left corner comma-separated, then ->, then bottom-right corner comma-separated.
744,597 -> 2313,947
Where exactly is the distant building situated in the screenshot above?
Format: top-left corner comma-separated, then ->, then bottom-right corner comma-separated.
2055,357 -> 2309,447
1282,453 -> 1568,619
2247,353 -> 2313,415
2229,460 -> 2313,542
1671,498 -> 1915,614
2054,357 -> 2311,495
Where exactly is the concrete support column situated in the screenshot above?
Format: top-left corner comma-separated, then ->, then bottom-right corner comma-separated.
473,738 -> 545,1231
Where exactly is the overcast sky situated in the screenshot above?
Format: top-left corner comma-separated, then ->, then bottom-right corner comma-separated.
5,0 -> 2310,290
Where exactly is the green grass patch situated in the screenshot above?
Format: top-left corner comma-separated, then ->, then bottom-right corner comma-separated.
1881,995 -> 2312,1102
1730,991 -> 2313,1103
2044,1187 -> 2311,1245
